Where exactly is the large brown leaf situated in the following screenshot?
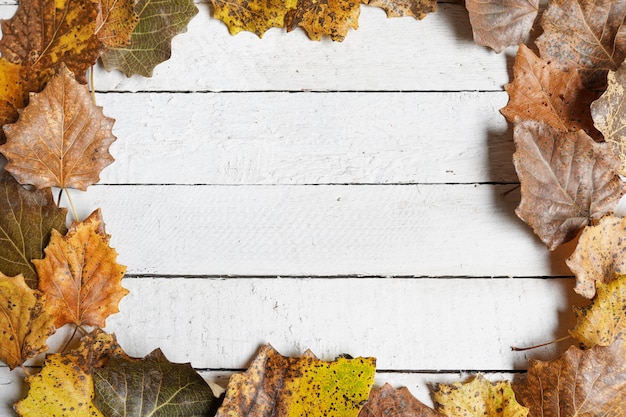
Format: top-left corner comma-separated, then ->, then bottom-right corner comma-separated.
1,65 -> 116,191
502,45 -> 599,139
591,63 -> 626,175
513,341 -> 626,417
0,0 -> 103,90
34,209 -> 128,328
0,171 -> 67,288
513,120 -> 625,250
536,0 -> 626,90
359,384 -> 445,417
566,215 -> 626,298
466,0 -> 538,53
285,0 -> 361,41
0,273 -> 55,369
362,0 -> 437,19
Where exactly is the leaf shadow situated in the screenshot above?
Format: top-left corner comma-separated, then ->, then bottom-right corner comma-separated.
436,2 -> 474,44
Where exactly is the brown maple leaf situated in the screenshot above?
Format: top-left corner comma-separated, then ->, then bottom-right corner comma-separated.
361,0 -> 436,20
95,0 -> 140,48
513,341 -> 626,417
513,119 -> 625,250
0,273 -> 55,369
34,209 -> 128,328
359,384 -> 445,417
566,215 -> 626,298
466,0 -> 538,53
536,0 -> 626,90
0,0 -> 103,91
1,65 -> 116,191
286,0 -> 360,41
502,45 -> 600,139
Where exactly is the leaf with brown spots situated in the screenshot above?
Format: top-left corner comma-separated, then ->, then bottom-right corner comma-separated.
95,0 -> 140,48
286,0 -> 361,41
210,0 -> 297,37
0,59 -> 28,143
0,65 -> 116,191
34,209 -> 128,328
466,0 -> 538,53
359,384 -> 445,417
566,215 -> 626,298
570,273 -> 626,348
0,273 -> 55,369
513,341 -> 626,417
65,328 -> 128,373
433,374 -> 528,417
536,0 -> 626,90
216,343 -> 376,417
361,0 -> 436,19
502,44 -> 600,139
512,120 -> 625,250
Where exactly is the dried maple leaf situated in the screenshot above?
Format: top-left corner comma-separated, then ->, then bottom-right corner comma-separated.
95,0 -> 140,48
502,45 -> 600,139
0,273 -> 55,369
359,384 -> 446,417
513,341 -> 626,417
466,0 -> 538,53
361,0 -> 437,20
566,215 -> 626,298
570,273 -> 626,348
1,65 -> 116,191
591,63 -> 626,175
0,0 -> 103,90
512,119 -> 625,250
210,0 -> 297,37
285,0 -> 361,41
536,0 -> 626,90
100,0 -> 198,77
0,171 -> 67,289
34,209 -> 128,328
433,374 -> 528,417
216,343 -> 376,417
93,348 -> 217,416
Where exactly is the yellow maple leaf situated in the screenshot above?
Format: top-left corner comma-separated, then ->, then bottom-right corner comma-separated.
210,0 -> 297,37
286,0 -> 360,41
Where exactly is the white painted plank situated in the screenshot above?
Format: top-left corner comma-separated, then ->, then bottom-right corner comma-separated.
67,184 -> 574,277
100,91 -> 515,185
0,4 -> 511,92
101,277 -> 578,370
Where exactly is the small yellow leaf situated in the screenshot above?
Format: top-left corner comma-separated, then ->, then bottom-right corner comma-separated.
210,0 -> 297,37
286,0 -> 360,41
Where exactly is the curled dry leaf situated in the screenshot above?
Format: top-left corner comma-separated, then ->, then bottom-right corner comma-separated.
591,63 -> 626,175
566,215 -> 626,298
536,0 -> 626,90
285,0 -> 361,41
1,65 -> 116,191
433,374 -> 528,417
502,44 -> 600,140
216,344 -> 376,417
0,273 -> 55,369
34,209 -> 128,328
210,0 -> 297,37
466,0 -> 538,53
95,0 -> 140,48
0,171 -> 67,289
513,120 -> 625,250
361,0 -> 437,20
359,383 -> 446,417
570,273 -> 626,348
513,341 -> 626,417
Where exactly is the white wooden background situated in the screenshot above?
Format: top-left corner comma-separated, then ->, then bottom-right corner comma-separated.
0,1 -> 586,412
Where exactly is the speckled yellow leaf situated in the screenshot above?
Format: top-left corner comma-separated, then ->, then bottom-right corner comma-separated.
15,354 -> 104,417
216,344 -> 376,417
210,0 -> 297,37
433,374 -> 528,417
0,59 -> 27,140
286,0 -> 360,41
95,0 -> 140,48
362,0 -> 436,20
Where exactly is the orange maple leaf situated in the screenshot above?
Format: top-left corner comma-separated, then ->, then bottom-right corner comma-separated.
34,209 -> 128,328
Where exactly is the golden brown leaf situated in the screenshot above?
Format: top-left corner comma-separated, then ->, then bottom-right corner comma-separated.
570,273 -> 626,348
0,0 -> 103,90
65,328 -> 128,373
0,59 -> 27,142
95,0 -> 140,48
286,0 -> 360,41
362,0 -> 436,19
513,341 -> 626,417
536,0 -> 626,90
359,384 -> 445,417
0,273 -> 55,369
210,0 -> 297,37
513,120 -> 625,250
502,45 -> 600,139
466,0 -> 538,53
566,215 -> 626,298
591,63 -> 626,175
1,65 -> 116,191
34,209 -> 128,328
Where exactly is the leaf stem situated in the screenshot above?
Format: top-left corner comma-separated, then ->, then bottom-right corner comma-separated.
89,66 -> 96,105
63,187 -> 79,222
20,364 -> 31,377
60,325 -> 80,353
511,335 -> 572,351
